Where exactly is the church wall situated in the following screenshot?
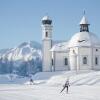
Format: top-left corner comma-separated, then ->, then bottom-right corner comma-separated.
42,40 -> 52,71
53,51 -> 69,71
52,47 -> 100,71
78,47 -> 100,70
69,47 -> 77,70
42,25 -> 52,40
78,47 -> 92,70
93,48 -> 100,70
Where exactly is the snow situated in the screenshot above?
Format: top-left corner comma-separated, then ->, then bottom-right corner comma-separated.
42,16 -> 51,21
51,42 -> 69,52
0,85 -> 100,100
68,31 -> 100,47
0,41 -> 42,75
80,16 -> 89,25
0,74 -> 28,84
0,71 -> 100,100
0,41 -> 42,61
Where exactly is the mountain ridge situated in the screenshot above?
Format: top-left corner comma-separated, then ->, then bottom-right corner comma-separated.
0,41 -> 42,61
0,41 -> 42,76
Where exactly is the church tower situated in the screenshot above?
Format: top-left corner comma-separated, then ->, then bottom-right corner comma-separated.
79,12 -> 90,32
41,16 -> 53,71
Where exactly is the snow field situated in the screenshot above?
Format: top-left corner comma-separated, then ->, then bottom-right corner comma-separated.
0,71 -> 100,100
0,85 -> 100,100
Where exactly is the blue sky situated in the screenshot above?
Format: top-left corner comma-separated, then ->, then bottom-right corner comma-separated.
0,0 -> 100,49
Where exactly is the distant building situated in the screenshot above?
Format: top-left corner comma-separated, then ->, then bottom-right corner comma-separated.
41,14 -> 100,71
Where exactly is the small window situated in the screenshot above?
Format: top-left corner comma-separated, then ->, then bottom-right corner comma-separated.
65,58 -> 68,65
83,57 -> 87,64
95,57 -> 98,65
45,32 -> 48,37
96,49 -> 98,51
52,59 -> 53,65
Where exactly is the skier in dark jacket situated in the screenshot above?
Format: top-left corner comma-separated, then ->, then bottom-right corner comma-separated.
60,79 -> 70,93
30,78 -> 34,85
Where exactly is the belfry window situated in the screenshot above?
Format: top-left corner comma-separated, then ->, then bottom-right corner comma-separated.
79,14 -> 90,32
45,32 -> 48,37
95,57 -> 98,65
65,58 -> 68,65
83,57 -> 87,64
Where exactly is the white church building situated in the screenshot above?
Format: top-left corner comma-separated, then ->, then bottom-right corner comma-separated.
41,14 -> 100,72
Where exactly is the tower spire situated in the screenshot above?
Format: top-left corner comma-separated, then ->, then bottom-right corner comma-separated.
79,11 -> 90,32
83,10 -> 85,15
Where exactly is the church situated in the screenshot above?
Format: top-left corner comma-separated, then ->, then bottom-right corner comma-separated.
41,14 -> 100,72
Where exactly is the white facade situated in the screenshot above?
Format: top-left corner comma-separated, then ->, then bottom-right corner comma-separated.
42,16 -> 52,71
42,15 -> 100,72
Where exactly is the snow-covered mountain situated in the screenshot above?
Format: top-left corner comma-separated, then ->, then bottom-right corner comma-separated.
0,41 -> 42,75
0,41 -> 42,61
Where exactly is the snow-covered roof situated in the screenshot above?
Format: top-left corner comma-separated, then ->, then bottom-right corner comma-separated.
42,16 -> 51,21
68,31 -> 100,48
80,16 -> 89,25
50,42 -> 69,52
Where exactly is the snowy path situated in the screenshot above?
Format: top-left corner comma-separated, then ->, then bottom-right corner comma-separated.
0,84 -> 100,100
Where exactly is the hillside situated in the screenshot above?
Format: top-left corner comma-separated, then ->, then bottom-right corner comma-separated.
0,71 -> 100,100
33,70 -> 100,86
0,70 -> 100,86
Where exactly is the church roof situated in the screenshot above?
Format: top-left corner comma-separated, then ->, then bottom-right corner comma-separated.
50,42 -> 69,52
42,16 -> 51,21
68,31 -> 100,48
80,16 -> 89,25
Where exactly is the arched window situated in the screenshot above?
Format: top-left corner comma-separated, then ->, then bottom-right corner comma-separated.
83,57 -> 87,64
65,58 -> 68,65
95,57 -> 98,65
45,32 -> 48,37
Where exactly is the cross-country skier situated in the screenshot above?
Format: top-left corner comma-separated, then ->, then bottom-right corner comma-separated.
60,79 -> 70,93
30,78 -> 34,85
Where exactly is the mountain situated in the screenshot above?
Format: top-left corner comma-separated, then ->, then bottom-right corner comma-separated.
0,41 -> 42,76
0,41 -> 42,61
